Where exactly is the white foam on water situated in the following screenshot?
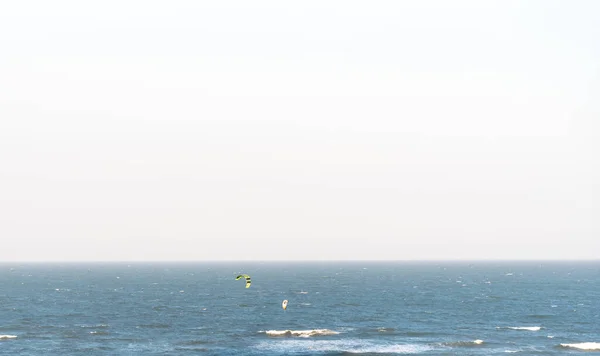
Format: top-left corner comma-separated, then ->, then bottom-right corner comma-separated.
263,329 -> 339,338
441,339 -> 484,347
89,331 -> 109,335
377,327 -> 395,332
560,342 -> 600,351
0,335 -> 17,339
255,338 -> 434,354
77,324 -> 109,329
499,326 -> 542,331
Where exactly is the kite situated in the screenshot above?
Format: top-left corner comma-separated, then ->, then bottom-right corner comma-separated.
235,274 -> 251,288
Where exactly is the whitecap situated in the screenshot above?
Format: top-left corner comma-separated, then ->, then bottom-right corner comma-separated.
0,335 -> 17,339
89,331 -> 109,335
263,329 -> 339,337
560,342 -> 600,351
511,326 -> 541,331
441,339 -> 484,347
78,324 -> 109,329
255,339 -> 434,353
500,326 -> 542,331
377,327 -> 395,332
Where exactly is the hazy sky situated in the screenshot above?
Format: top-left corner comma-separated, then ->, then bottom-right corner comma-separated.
1,1 -> 598,261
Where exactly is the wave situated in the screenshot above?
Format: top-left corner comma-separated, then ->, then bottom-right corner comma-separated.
78,324 -> 109,329
510,326 -> 541,331
0,335 -> 17,339
367,327 -> 444,338
498,326 -> 542,331
254,339 -> 434,354
560,342 -> 600,351
263,329 -> 339,338
376,327 -> 395,333
89,331 -> 109,335
441,340 -> 484,347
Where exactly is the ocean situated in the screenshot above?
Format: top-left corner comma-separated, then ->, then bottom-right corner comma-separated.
0,261 -> 598,355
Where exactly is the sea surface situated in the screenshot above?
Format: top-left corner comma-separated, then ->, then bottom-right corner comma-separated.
1,261 -> 599,355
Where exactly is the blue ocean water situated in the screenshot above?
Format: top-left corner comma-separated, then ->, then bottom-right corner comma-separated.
1,261 -> 599,355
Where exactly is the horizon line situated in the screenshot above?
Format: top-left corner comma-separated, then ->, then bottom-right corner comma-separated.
1,258 -> 598,264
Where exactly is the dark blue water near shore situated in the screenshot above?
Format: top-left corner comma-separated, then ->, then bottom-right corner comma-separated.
1,261 -> 599,355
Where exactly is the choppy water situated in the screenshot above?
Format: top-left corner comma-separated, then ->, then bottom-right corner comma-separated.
1,261 -> 599,355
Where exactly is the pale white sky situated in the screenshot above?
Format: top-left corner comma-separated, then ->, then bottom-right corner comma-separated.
0,0 -> 598,261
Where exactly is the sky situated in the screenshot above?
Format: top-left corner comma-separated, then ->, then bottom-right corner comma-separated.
0,0 -> 598,261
